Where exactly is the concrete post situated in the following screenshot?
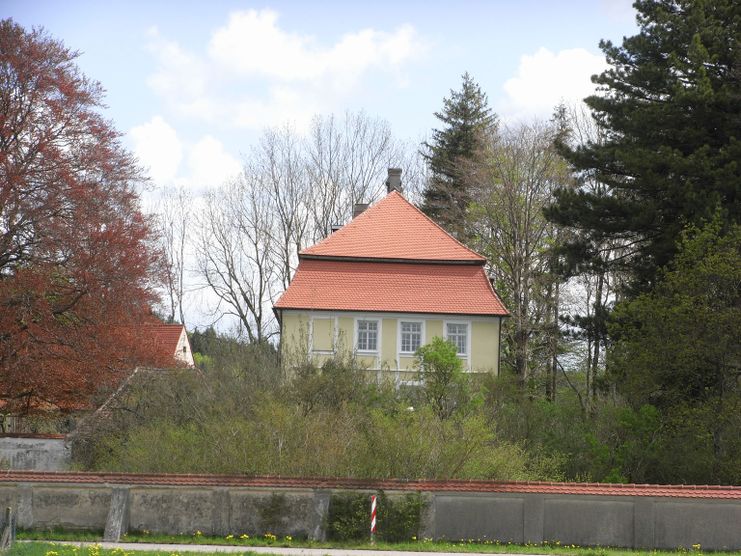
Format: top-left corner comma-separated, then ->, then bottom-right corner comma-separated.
310,490 -> 330,541
103,487 -> 130,541
211,488 -> 231,535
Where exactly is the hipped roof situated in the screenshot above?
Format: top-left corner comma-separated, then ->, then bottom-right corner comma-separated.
300,190 -> 485,263
274,259 -> 508,316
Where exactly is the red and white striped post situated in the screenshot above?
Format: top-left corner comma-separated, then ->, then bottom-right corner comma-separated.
370,494 -> 377,544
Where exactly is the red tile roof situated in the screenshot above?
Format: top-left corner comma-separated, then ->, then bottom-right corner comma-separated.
301,191 -> 485,262
145,324 -> 185,359
274,259 -> 508,316
2,471 -> 740,499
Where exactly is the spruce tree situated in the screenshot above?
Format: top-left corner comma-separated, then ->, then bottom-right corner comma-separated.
421,73 -> 496,239
546,0 -> 741,292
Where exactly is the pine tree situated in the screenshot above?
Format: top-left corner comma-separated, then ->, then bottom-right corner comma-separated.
421,73 -> 496,239
545,0 -> 741,292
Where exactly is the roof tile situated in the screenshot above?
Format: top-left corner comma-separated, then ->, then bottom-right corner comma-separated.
274,259 -> 508,316
301,191 -> 485,262
2,471 -> 740,499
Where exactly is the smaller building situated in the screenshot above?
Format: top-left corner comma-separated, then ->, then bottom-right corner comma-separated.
274,170 -> 508,378
146,324 -> 195,367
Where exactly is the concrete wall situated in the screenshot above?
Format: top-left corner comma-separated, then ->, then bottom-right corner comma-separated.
0,437 -> 70,471
1,478 -> 740,550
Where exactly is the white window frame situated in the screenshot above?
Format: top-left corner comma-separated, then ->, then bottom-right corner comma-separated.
398,319 -> 425,355
355,317 -> 381,353
444,320 -> 471,368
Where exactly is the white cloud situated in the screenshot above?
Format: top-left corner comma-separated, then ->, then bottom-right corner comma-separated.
129,117 -> 240,192
500,47 -> 607,120
188,135 -> 242,188
129,116 -> 183,184
145,9 -> 426,129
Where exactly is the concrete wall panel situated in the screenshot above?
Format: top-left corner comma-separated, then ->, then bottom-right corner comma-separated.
0,437 -> 70,471
433,495 -> 524,542
654,501 -> 741,550
32,487 -> 110,529
128,488 -> 215,535
543,498 -> 634,547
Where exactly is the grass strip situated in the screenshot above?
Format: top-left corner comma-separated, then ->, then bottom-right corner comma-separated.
14,531 -> 741,556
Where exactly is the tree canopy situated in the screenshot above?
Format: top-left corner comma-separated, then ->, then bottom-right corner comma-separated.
421,73 -> 496,239
546,0 -> 741,291
0,19 -> 168,413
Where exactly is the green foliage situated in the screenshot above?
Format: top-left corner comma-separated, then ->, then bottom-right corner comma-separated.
421,72 -> 497,239
327,491 -> 425,542
609,218 -> 741,409
547,0 -> 741,290
415,337 -> 471,419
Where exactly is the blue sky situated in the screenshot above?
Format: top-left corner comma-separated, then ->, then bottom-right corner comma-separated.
5,1 -> 639,192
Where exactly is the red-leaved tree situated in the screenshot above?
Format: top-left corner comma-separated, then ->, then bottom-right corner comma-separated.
0,19 -> 172,415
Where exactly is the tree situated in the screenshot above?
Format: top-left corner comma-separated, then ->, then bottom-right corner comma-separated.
0,20 -> 167,413
546,0 -> 741,292
305,111 -> 404,243
158,187 -> 191,325
415,337 -> 469,419
606,217 -> 741,483
466,122 -> 571,390
609,217 -> 741,410
196,175 -> 277,343
421,73 -> 496,239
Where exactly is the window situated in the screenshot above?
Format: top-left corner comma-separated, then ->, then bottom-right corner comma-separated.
400,321 -> 422,353
357,320 -> 378,351
446,322 -> 468,355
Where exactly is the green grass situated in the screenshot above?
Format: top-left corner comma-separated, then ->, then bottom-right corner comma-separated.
7,542 -> 257,556
12,532 -> 741,556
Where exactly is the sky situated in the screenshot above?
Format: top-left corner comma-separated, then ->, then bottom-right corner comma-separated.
5,0 -> 638,192
4,0 -> 639,331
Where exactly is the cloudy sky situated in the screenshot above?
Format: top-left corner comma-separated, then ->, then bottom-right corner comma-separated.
7,0 -> 638,193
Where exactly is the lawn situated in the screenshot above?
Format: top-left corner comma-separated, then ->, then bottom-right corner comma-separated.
11,533 -> 741,556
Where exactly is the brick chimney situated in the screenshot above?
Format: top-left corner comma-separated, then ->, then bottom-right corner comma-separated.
353,203 -> 370,218
386,168 -> 402,194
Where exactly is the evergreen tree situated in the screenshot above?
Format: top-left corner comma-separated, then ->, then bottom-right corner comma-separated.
546,0 -> 741,292
421,73 -> 496,239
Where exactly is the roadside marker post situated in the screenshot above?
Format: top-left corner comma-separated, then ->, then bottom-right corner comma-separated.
370,494 -> 377,544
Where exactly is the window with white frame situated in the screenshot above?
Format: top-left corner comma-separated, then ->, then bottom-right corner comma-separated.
356,319 -> 378,351
400,321 -> 422,353
446,322 -> 468,355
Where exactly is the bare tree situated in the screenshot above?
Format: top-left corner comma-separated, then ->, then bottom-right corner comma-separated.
158,187 -> 190,325
195,175 -> 277,343
252,125 -> 311,290
305,111 -> 404,242
466,121 -> 571,387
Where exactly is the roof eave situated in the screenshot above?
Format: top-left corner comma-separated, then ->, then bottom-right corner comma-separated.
298,254 -> 485,265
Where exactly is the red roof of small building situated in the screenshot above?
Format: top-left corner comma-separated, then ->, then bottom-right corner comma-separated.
145,324 -> 185,359
274,259 -> 508,316
301,191 -> 485,263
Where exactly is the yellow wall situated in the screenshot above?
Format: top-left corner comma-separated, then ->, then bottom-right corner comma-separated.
470,319 -> 500,373
280,310 -> 502,375
312,317 -> 334,351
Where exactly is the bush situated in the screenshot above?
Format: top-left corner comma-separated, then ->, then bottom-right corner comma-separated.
326,491 -> 425,542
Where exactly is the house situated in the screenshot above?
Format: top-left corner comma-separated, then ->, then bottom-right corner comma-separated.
146,323 -> 195,367
274,169 -> 508,378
